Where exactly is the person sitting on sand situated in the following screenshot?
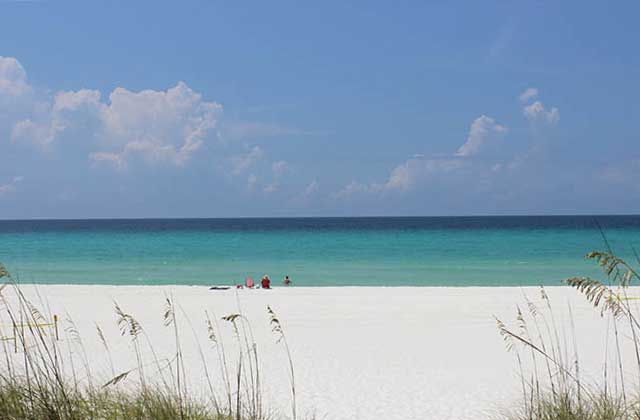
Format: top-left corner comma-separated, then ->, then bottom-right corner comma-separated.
261,275 -> 271,289
283,275 -> 291,286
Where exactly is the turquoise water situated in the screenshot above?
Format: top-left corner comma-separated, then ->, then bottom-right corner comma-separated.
0,217 -> 638,286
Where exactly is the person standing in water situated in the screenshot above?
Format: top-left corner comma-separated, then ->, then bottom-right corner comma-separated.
283,275 -> 291,286
261,275 -> 271,289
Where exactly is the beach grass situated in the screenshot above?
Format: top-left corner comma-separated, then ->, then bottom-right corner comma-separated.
496,250 -> 640,419
0,263 -> 295,420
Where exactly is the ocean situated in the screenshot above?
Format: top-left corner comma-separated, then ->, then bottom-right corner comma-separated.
0,216 -> 638,286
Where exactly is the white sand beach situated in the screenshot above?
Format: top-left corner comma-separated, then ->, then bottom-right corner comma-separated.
3,285 -> 631,420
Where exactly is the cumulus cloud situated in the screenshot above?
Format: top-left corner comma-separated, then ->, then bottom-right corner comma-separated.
5,63 -> 222,166
0,57 -> 30,97
97,82 -> 221,166
382,162 -> 412,191
332,180 -> 372,199
290,179 -> 320,205
304,179 -> 319,196
455,115 -> 507,157
519,89 -> 560,126
0,176 -> 23,197
257,161 -> 290,194
523,101 -> 560,125
89,151 -> 126,170
231,145 -> 264,175
334,157 -> 465,198
272,160 -> 288,177
0,56 -> 312,212
0,56 -> 578,215
382,158 -> 464,192
334,113 -> 506,198
12,89 -> 103,149
519,87 -> 538,103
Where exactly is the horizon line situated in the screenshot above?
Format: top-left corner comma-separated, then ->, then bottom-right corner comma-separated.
1,213 -> 640,222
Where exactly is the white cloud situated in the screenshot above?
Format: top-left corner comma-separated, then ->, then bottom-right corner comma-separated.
519,87 -> 538,103
98,82 -> 221,166
89,151 -> 126,170
239,159 -> 289,194
383,158 -> 465,192
231,145 -> 264,175
523,101 -> 559,125
272,160 -> 288,177
54,89 -> 103,113
8,74 -> 222,165
12,89 -> 103,149
332,111 -> 508,198
383,162 -> 412,191
332,180 -> 372,199
304,179 -> 319,196
455,115 -> 507,157
290,179 -> 320,204
334,157 -> 465,198
0,56 -> 30,97
258,160 -> 289,193
334,113 -> 506,198
0,176 -> 23,197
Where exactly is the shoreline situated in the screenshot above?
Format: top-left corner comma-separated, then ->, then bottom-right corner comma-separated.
11,283 -> 572,288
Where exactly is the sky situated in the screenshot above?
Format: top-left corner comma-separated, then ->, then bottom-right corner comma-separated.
0,0 -> 639,218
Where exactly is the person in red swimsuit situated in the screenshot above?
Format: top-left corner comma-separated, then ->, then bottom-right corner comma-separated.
261,275 -> 271,289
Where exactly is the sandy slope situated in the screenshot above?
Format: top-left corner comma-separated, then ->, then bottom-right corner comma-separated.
3,285 -> 632,420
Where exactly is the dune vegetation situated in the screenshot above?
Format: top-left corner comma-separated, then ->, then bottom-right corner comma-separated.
496,250 -> 640,419
0,263 -> 296,420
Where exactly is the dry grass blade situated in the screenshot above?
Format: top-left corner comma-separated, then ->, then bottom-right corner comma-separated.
65,320 -> 81,347
103,369 -> 134,387
495,316 -> 515,352
564,277 -> 625,318
96,324 -> 107,346
0,264 -> 10,280
586,251 -> 640,286
206,318 -> 217,346
114,302 -> 142,339
267,306 -> 284,343
267,305 -> 296,420
163,298 -> 174,327
222,314 -> 241,323
540,286 -> 549,302
26,301 -> 46,326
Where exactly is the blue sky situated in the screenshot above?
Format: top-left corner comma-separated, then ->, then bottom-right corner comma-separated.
0,0 -> 638,218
